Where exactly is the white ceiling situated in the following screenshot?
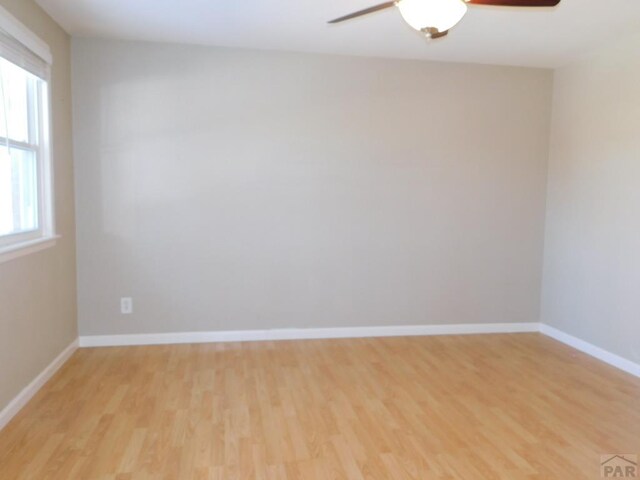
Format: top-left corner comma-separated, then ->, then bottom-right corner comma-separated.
36,0 -> 640,68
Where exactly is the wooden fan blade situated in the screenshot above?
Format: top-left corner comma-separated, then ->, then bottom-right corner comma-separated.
328,2 -> 396,24
431,30 -> 449,39
466,0 -> 560,6
422,27 -> 449,39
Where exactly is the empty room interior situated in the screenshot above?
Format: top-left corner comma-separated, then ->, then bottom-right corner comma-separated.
0,0 -> 639,478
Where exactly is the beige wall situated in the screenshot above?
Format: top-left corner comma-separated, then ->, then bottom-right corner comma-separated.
541,34 -> 640,364
73,38 -> 553,336
0,0 -> 76,410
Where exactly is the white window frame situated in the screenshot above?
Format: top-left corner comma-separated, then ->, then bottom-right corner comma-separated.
0,6 -> 56,264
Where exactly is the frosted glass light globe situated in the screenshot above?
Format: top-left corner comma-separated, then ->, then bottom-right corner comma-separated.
397,0 -> 468,34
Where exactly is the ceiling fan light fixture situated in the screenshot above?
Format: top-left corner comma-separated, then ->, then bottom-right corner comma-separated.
397,0 -> 468,34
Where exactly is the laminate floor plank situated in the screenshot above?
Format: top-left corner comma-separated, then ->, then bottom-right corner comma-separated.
0,333 -> 639,479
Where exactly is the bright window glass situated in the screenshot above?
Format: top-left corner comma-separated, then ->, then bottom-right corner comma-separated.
0,55 -> 44,241
0,56 -> 31,142
0,148 -> 38,235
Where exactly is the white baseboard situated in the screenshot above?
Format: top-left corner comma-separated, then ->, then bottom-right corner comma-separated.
79,322 -> 539,348
0,338 -> 78,431
539,324 -> 640,378
81,323 -> 640,379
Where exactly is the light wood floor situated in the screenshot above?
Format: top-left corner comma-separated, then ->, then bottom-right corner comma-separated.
0,334 -> 639,479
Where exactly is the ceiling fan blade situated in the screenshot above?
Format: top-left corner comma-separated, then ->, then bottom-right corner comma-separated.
466,0 -> 560,6
328,2 -> 396,24
422,27 -> 449,39
430,30 -> 449,39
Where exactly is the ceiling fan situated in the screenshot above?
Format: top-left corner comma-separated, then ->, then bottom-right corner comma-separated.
328,0 -> 561,39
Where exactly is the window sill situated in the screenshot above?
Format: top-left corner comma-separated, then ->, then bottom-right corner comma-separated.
0,235 -> 60,264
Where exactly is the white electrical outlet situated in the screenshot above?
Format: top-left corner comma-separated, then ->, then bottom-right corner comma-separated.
120,297 -> 133,315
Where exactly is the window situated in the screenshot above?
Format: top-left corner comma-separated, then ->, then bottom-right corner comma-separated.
0,9 -> 54,262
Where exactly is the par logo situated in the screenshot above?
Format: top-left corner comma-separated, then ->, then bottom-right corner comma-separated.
601,455 -> 638,478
